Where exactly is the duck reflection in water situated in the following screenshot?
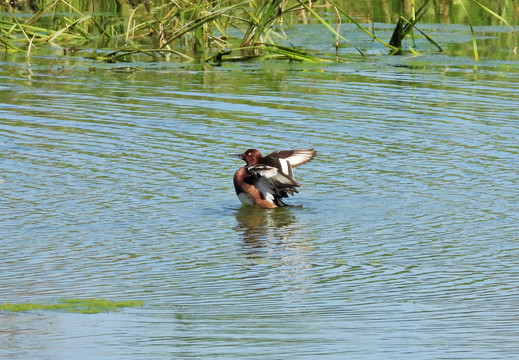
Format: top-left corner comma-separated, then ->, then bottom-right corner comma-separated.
234,206 -> 298,257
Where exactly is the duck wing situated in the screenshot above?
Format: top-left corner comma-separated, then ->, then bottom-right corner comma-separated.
247,164 -> 300,206
265,149 -> 317,168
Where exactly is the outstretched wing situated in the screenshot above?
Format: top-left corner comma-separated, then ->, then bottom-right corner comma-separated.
247,164 -> 300,206
266,149 -> 317,168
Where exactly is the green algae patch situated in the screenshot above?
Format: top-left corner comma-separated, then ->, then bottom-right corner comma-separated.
0,299 -> 144,314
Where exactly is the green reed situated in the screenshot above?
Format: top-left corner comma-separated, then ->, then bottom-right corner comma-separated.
0,0 -> 516,62
459,0 -> 516,61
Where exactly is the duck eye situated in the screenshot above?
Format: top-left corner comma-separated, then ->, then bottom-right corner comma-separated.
247,152 -> 251,156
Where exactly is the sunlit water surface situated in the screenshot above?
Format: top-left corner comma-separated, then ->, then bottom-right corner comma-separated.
1,25 -> 519,360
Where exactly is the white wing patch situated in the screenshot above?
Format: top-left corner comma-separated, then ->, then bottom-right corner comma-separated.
279,158 -> 290,175
248,164 -> 278,179
247,164 -> 300,204
285,149 -> 316,168
248,165 -> 299,187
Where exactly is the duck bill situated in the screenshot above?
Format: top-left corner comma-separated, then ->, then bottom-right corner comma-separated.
230,153 -> 243,159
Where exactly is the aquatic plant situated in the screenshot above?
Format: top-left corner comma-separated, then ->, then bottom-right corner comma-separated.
0,0 -> 516,62
387,0 -> 442,55
459,0 -> 516,61
0,298 -> 144,314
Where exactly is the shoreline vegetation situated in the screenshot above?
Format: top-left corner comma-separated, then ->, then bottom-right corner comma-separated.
0,0 -> 516,63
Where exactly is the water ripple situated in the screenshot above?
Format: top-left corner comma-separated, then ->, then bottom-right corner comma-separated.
1,57 -> 519,359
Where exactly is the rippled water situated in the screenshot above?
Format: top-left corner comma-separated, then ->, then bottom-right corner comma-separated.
2,35 -> 519,358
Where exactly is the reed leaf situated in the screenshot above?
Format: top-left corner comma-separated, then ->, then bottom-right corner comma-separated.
326,0 -> 398,52
64,16 -> 93,39
240,0 -> 284,48
261,43 -> 331,62
0,36 -> 23,51
101,48 -> 194,62
27,35 -> 36,58
1,20 -> 54,37
8,8 -> 31,43
26,0 -> 61,26
297,1 -> 365,57
124,3 -> 146,45
389,0 -> 431,53
457,0 -> 478,61
464,0 -> 517,60
231,43 -> 330,63
161,0 -> 253,49
58,0 -> 108,38
399,17 -> 443,53
468,0 -> 515,30
47,16 -> 92,42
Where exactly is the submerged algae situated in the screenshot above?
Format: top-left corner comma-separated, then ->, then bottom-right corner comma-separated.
0,299 -> 144,314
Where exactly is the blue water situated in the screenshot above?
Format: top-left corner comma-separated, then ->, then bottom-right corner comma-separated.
1,44 -> 519,359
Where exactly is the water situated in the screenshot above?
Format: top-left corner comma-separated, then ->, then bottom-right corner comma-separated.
2,26 -> 519,359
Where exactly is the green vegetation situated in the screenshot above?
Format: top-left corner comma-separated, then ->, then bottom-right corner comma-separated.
0,0 -> 516,62
0,298 -> 144,314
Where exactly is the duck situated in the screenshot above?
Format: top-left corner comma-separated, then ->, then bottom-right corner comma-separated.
232,148 -> 317,208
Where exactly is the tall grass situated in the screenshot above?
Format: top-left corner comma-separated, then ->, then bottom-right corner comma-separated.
461,0 -> 516,61
0,0 -> 516,62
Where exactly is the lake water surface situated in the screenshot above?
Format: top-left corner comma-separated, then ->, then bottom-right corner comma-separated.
1,23 -> 519,359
